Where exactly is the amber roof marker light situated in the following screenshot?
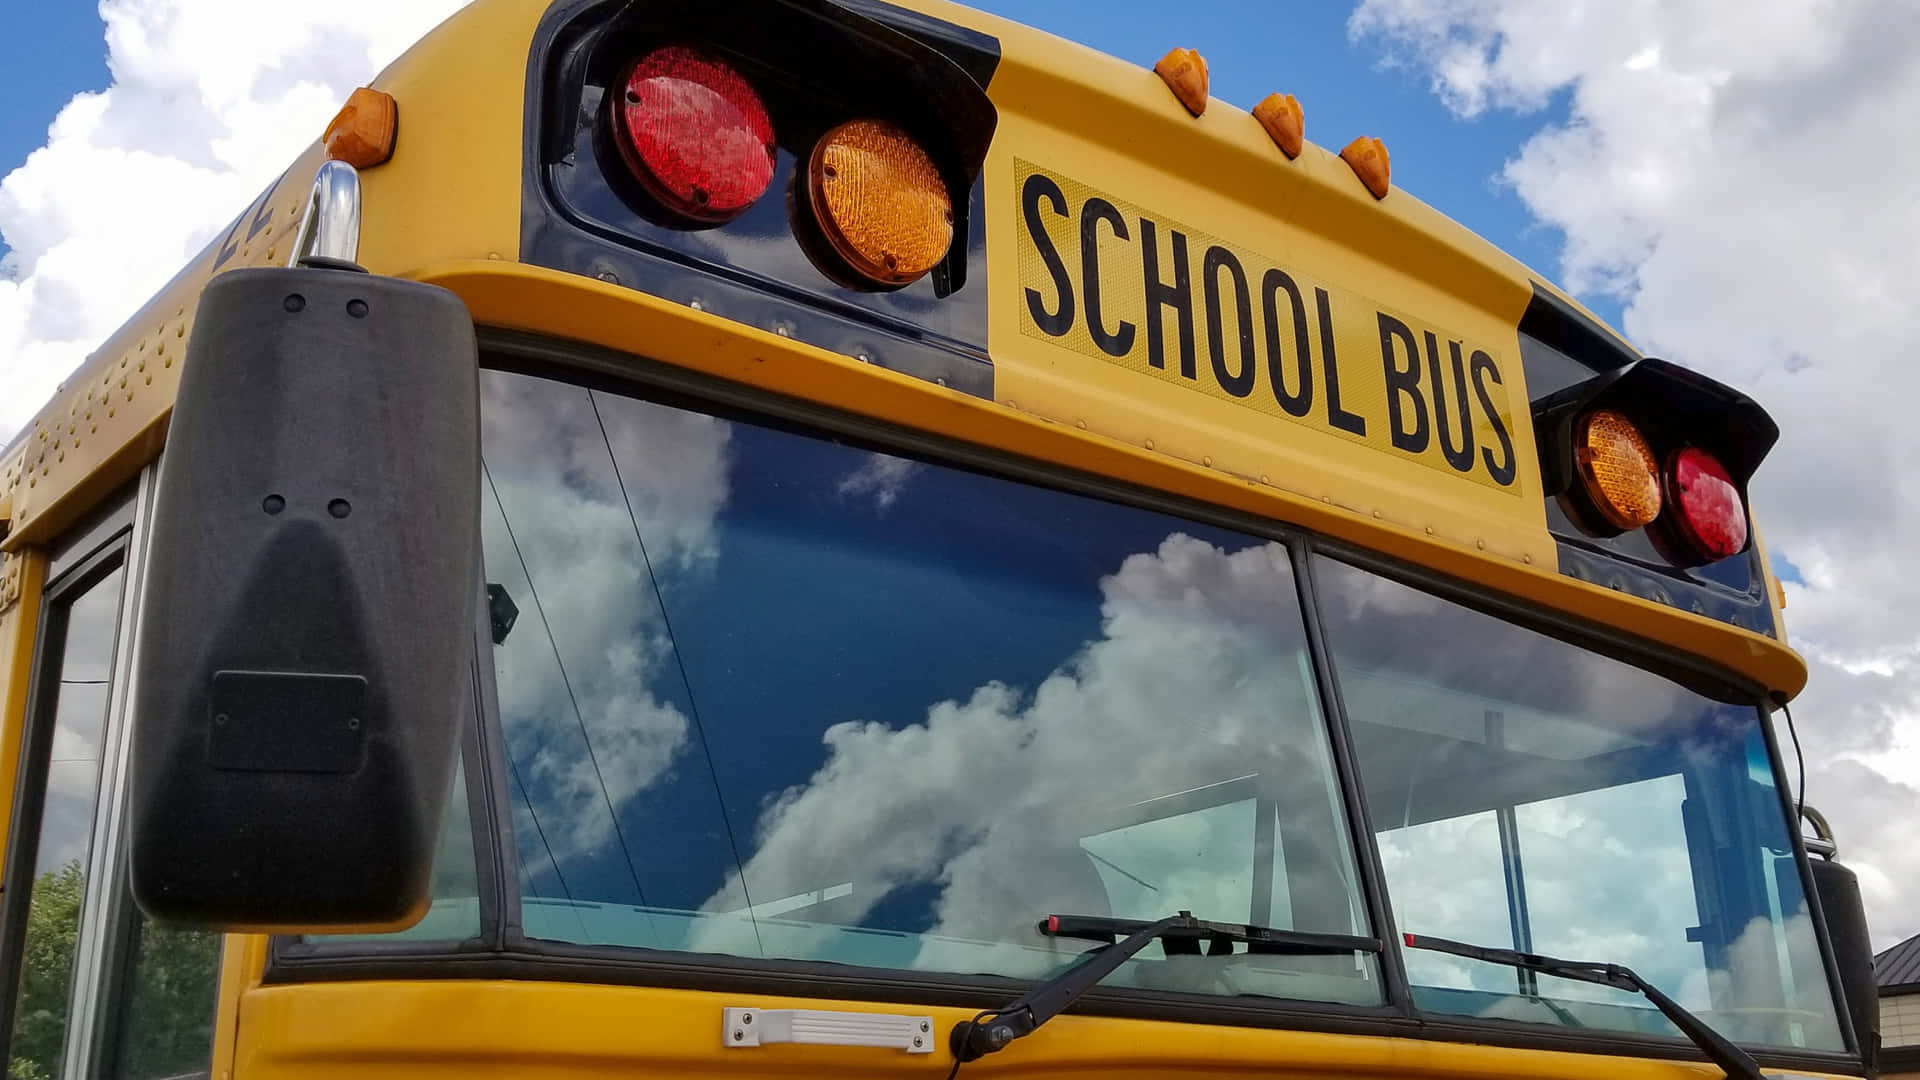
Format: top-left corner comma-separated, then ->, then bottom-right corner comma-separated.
323,88 -> 397,169
805,119 -> 953,288
1254,93 -> 1304,159
1155,48 -> 1209,116
1341,136 -> 1391,199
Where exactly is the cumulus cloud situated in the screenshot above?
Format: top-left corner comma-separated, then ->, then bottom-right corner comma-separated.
481,373 -> 732,873
835,453 -> 919,512
691,536 -> 1369,978
1351,0 -> 1920,947
0,0 -> 471,443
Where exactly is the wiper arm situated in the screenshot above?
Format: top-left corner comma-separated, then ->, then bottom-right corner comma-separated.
950,912 -> 1381,1064
1403,933 -> 1761,1080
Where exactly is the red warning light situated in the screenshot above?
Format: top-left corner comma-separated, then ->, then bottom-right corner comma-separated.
1666,447 -> 1748,562
612,46 -> 776,224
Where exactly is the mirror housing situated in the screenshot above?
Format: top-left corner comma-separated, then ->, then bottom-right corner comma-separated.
1803,806 -> 1880,1071
130,264 -> 478,932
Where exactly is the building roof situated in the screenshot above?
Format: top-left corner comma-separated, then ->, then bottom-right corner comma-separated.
1877,933 -> 1920,990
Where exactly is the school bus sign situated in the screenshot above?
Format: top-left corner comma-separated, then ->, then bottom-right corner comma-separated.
1014,160 -> 1522,493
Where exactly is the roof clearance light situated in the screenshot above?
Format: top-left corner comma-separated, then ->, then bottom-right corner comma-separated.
612,46 -> 776,224
1341,136 -> 1391,199
323,87 -> 398,169
1575,409 -> 1662,531
1254,93 -> 1304,159
806,119 -> 952,287
1667,447 -> 1749,561
1154,48 -> 1210,116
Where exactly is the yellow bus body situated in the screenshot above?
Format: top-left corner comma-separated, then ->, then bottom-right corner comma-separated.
0,0 -> 1813,1077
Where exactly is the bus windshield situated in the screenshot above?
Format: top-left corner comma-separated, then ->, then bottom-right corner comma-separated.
470,364 -> 1839,1049
1317,558 -> 1846,1051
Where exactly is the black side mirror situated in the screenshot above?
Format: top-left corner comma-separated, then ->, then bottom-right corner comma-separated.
1803,806 -> 1879,1071
130,264 -> 478,931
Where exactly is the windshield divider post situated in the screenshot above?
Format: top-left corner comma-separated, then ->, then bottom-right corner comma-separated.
1291,540 -> 1413,1016
1758,698 -> 1861,1060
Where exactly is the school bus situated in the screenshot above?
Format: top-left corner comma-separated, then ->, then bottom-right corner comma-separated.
0,0 -> 1884,1078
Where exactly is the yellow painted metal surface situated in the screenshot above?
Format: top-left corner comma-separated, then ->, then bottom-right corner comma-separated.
231,977 -> 1846,1080
0,548 -> 46,889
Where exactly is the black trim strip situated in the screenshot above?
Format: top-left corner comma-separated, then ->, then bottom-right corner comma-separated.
1292,542 -> 1413,1017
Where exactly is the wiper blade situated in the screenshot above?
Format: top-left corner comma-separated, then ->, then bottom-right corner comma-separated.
950,911 -> 1380,1064
1403,933 -> 1761,1080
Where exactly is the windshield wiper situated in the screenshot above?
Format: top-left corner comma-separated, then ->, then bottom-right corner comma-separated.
950,912 -> 1381,1064
1403,933 -> 1761,1080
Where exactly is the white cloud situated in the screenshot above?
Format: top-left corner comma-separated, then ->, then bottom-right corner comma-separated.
0,0 -> 471,444
482,374 -> 733,866
1351,0 -> 1920,949
835,453 -> 919,512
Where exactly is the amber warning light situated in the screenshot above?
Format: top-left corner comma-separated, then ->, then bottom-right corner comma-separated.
806,118 -> 953,288
1574,409 -> 1662,532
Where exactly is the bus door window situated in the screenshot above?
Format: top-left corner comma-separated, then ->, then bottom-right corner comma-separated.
1,554 -> 126,1080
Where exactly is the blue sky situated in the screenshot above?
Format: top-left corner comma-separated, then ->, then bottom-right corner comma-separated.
0,2 -> 108,264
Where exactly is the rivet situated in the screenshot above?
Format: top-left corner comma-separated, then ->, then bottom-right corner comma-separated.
689,299 -> 705,312
487,251 -> 502,260
1075,419 -> 1087,429
1322,495 -> 1333,504
1145,438 -> 1155,450
775,325 -> 790,337
1260,474 -> 1270,484
1522,554 -> 1533,565
1475,539 -> 1486,550
935,376 -> 948,387
856,353 -> 871,364
1424,526 -> 1434,535
1202,456 -> 1212,466
1372,510 -> 1383,519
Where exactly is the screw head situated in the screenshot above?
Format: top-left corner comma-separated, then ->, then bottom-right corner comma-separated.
741,1013 -> 752,1025
732,1030 -> 743,1042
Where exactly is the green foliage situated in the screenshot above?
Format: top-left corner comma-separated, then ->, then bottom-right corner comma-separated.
8,861 -> 84,1080
4,861 -> 219,1080
114,920 -> 220,1078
